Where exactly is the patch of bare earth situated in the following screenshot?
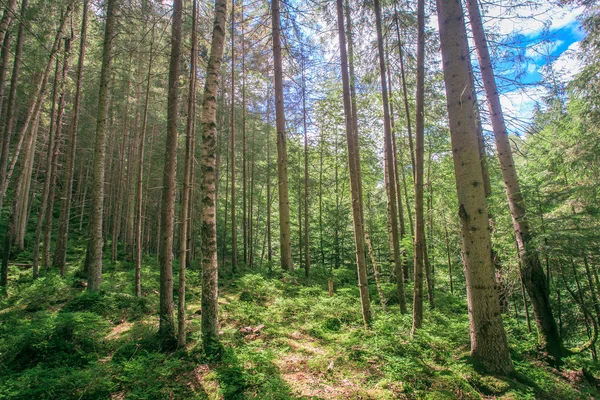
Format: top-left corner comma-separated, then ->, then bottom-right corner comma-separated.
276,331 -> 388,399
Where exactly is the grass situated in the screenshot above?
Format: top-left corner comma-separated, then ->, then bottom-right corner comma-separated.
0,247 -> 599,399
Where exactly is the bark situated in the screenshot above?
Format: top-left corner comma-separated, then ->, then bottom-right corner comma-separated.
271,0 -> 293,271
374,0 -> 406,314
302,57 -> 310,278
199,0 -> 227,354
134,19 -> 154,297
85,0 -> 117,290
466,0 -> 563,363
336,0 -> 371,326
241,0 -> 247,267
0,23 -> 12,128
412,0 -> 426,333
158,0 -> 182,346
230,2 -> 237,272
42,33 -> 72,268
366,233 -> 386,309
393,5 -> 415,174
0,0 -> 74,208
53,0 -> 88,275
32,58 -> 61,277
178,0 -> 198,348
436,0 -> 513,374
0,0 -> 26,211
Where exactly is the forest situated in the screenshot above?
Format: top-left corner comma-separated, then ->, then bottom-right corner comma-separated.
0,0 -> 599,398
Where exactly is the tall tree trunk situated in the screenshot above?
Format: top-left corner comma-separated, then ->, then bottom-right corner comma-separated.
241,0 -> 247,267
374,0 -> 406,314
466,0 -> 563,363
85,0 -> 117,290
199,0 -> 227,355
271,0 -> 293,271
436,0 -> 513,374
0,0 -> 26,211
53,0 -> 88,275
230,2 -> 237,273
178,0 -> 198,348
134,20 -> 155,297
302,57 -> 310,278
0,0 -> 74,209
394,5 -> 415,174
42,32 -> 72,268
412,0 -> 426,333
158,0 -> 182,346
32,58 -> 61,276
336,0 -> 371,326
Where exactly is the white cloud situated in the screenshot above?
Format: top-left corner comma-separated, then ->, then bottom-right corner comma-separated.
482,4 -> 584,37
551,41 -> 583,83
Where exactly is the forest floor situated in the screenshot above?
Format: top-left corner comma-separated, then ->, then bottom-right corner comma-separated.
1,245 -> 599,399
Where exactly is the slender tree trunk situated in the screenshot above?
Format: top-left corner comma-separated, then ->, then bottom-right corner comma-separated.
394,5 -> 415,174
336,0 -> 371,326
241,0 -> 247,267
272,0 -> 293,271
266,89 -> 272,264
32,58 -> 61,276
466,0 -> 562,363
53,0 -> 88,275
412,0 -> 426,333
85,0 -> 117,291
158,0 -> 182,346
436,0 -> 513,374
199,0 -> 227,354
366,232 -> 386,309
374,0 -> 406,314
42,33 -> 72,268
302,57 -> 310,278
0,0 -> 74,208
230,3 -> 237,273
0,0 -> 26,211
178,0 -> 198,348
134,23 -> 155,297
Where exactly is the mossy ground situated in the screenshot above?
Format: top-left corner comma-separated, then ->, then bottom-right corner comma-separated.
0,246 -> 598,399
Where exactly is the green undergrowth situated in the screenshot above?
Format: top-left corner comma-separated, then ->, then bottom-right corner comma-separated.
1,255 -> 599,399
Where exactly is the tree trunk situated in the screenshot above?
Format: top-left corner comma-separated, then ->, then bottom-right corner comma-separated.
42,33 -> 72,268
374,0 -> 406,314
302,57 -> 310,278
412,0 -> 426,333
53,0 -> 88,275
466,0 -> 563,363
158,0 -> 182,346
230,2 -> 237,273
178,0 -> 198,348
271,0 -> 293,271
0,0 -> 26,211
436,0 -> 513,374
199,0 -> 227,355
241,0 -> 247,267
85,0 -> 117,291
336,0 -> 371,326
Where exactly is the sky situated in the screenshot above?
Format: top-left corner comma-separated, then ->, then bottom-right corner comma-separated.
482,3 -> 587,131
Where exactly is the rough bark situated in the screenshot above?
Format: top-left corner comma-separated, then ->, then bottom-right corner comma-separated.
53,0 -> 88,275
230,2 -> 237,272
436,0 -> 513,374
85,0 -> 117,290
200,0 -> 227,354
466,0 -> 563,363
158,0 -> 182,346
336,0 -> 371,326
374,0 -> 406,314
178,0 -> 198,348
0,0 -> 26,211
271,0 -> 293,271
412,0 -> 426,333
